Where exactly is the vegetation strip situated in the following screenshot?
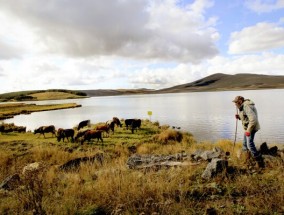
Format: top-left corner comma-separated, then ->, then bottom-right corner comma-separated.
0,103 -> 81,120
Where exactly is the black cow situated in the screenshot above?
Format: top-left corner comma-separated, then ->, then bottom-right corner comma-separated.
34,125 -> 56,138
105,121 -> 115,134
125,119 -> 135,130
78,120 -> 90,130
81,130 -> 103,144
131,119 -> 141,134
57,128 -> 75,142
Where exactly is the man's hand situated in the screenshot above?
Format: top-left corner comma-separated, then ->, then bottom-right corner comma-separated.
245,131 -> 250,137
235,114 -> 240,120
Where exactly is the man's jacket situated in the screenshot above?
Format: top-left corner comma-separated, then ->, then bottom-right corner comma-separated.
238,99 -> 260,133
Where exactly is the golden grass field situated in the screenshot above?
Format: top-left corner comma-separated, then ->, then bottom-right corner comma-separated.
0,119 -> 283,215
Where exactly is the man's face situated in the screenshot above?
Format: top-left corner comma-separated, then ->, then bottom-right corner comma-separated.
234,100 -> 243,108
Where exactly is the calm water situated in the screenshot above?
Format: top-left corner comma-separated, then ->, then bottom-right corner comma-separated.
2,89 -> 284,144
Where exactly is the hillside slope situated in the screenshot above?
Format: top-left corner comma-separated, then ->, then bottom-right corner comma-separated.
155,73 -> 284,93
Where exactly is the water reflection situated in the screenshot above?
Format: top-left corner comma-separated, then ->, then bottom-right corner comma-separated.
2,89 -> 284,144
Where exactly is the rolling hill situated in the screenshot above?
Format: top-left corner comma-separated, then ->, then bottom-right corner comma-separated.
1,73 -> 284,101
81,73 -> 284,96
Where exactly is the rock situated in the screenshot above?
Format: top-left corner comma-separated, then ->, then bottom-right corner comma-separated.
259,142 -> 278,156
259,142 -> 270,154
127,153 -> 197,170
22,162 -> 42,175
269,146 -> 278,156
202,158 -> 228,180
59,153 -> 103,171
192,150 -> 222,161
0,173 -> 20,190
126,154 -> 144,169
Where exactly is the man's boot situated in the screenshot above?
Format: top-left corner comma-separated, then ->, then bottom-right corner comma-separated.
244,151 -> 251,166
255,155 -> 265,169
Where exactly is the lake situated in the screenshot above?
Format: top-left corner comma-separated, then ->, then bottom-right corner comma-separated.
2,89 -> 284,144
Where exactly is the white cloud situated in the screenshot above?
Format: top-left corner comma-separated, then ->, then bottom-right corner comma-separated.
0,0 -> 218,63
129,53 -> 284,89
245,0 -> 284,13
228,22 -> 284,54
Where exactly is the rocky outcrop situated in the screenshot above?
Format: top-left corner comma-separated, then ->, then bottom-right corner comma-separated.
201,159 -> 228,180
126,148 -> 227,170
191,147 -> 225,161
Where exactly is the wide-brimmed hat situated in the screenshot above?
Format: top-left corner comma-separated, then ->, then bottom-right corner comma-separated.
232,96 -> 244,103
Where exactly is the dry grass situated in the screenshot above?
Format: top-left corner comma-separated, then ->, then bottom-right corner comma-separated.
0,120 -> 283,215
30,91 -> 84,100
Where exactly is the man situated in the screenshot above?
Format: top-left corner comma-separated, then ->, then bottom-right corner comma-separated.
232,96 -> 264,168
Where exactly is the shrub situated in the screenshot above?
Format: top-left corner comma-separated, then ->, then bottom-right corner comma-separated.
153,129 -> 183,144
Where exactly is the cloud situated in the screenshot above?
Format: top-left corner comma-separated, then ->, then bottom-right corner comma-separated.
228,21 -> 284,54
245,0 -> 284,13
129,53 -> 284,89
0,0 -> 218,63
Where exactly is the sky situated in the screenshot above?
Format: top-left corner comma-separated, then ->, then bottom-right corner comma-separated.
0,0 -> 284,93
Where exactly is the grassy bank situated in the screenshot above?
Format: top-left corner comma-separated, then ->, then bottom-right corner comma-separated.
0,102 -> 81,120
0,120 -> 283,214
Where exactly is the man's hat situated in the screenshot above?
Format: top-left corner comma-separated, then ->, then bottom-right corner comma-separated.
232,96 -> 244,103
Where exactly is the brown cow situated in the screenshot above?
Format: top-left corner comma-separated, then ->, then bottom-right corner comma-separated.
34,125 -> 56,138
112,117 -> 122,127
81,130 -> 103,144
96,124 -> 111,137
74,129 -> 90,143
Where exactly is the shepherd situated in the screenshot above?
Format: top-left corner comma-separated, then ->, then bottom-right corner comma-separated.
232,96 -> 264,168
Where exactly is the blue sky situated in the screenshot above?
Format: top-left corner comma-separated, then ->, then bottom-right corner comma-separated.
0,0 -> 283,93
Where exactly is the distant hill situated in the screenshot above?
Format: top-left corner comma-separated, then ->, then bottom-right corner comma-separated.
1,73 -> 283,101
81,73 -> 284,96
154,73 -> 284,94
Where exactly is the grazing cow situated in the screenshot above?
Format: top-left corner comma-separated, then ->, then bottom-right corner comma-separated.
78,120 -> 90,130
15,126 -> 26,133
125,119 -> 135,130
81,130 -> 103,144
34,125 -> 56,138
74,129 -> 90,142
112,117 -> 122,127
105,120 -> 115,134
96,124 -> 111,137
57,128 -> 75,142
131,119 -> 141,134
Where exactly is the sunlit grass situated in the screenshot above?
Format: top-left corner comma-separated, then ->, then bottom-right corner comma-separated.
30,91 -> 85,100
0,120 -> 283,214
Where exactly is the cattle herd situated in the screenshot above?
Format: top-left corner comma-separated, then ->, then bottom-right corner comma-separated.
1,117 -> 142,145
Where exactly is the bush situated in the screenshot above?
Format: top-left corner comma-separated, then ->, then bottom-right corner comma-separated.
153,129 -> 183,144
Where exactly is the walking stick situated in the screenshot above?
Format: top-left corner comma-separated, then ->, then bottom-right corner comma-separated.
232,107 -> 238,153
